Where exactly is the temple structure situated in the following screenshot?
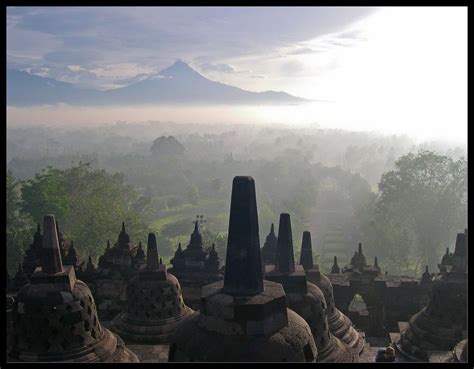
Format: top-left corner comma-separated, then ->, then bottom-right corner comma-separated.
168,176 -> 317,362
7,214 -> 139,363
331,256 -> 341,274
22,223 -> 43,277
395,231 -> 468,362
301,233 -> 365,355
110,233 -> 194,343
266,216 -> 356,362
261,223 -> 278,265
91,222 -> 141,320
327,242 -> 433,337
168,221 -> 223,310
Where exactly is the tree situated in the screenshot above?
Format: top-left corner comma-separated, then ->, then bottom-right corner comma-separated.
150,136 -> 185,158
6,170 -> 34,272
18,163 -> 150,261
374,151 -> 467,271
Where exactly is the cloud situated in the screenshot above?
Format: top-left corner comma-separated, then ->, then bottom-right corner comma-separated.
200,63 -> 236,74
287,47 -> 319,55
280,60 -> 307,76
7,7 -> 376,88
251,75 -> 265,79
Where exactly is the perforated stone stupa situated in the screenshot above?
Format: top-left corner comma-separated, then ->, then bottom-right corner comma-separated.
168,221 -> 223,310
266,218 -> 357,363
168,176 -> 317,362
110,232 -> 194,343
395,230 -> 468,362
7,214 -> 139,363
303,235 -> 365,355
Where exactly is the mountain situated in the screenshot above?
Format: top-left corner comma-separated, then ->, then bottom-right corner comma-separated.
7,60 -> 310,106
7,69 -> 102,106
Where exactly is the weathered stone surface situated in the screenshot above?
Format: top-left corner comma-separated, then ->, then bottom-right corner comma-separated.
7,215 -> 139,363
168,308 -> 316,362
110,271 -> 194,344
396,232 -> 467,362
308,268 -> 365,354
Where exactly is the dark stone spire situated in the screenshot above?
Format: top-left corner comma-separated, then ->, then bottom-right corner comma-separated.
63,240 -> 79,266
331,256 -> 341,274
117,221 -> 131,248
222,176 -> 263,296
34,223 -> 41,243
452,232 -> 467,273
276,213 -> 295,273
421,265 -> 432,283
86,255 -> 96,272
160,257 -> 163,265
41,214 -> 64,274
374,256 -> 380,271
188,221 -> 203,250
146,233 -> 159,270
358,242 -> 363,255
106,240 -> 111,251
22,223 -> 44,275
206,243 -> 220,272
136,241 -> 145,258
261,222 -> 278,265
300,231 -> 314,270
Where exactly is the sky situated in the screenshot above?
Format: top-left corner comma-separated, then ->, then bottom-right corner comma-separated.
7,7 -> 467,145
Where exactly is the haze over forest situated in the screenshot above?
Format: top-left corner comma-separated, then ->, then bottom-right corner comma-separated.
7,7 -> 467,279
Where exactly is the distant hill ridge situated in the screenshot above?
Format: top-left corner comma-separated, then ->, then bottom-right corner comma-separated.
7,60 -> 310,106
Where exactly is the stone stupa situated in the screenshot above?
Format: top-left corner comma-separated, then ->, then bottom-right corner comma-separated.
266,219 -> 357,362
7,214 -> 139,363
303,233 -> 365,354
396,231 -> 468,361
168,176 -> 317,362
110,232 -> 194,343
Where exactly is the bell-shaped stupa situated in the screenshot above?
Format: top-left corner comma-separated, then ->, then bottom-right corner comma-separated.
7,214 -> 139,363
266,222 -> 357,362
396,231 -> 468,361
110,232 -> 194,343
168,176 -> 317,362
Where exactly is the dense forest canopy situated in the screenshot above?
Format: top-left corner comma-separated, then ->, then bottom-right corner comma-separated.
6,123 -> 467,275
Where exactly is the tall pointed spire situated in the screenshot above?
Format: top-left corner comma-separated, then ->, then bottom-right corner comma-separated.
36,223 -> 41,233
358,242 -> 363,254
194,220 -> 199,233
146,233 -> 159,270
300,231 -> 314,270
374,256 -> 379,268
223,176 -> 263,296
270,223 -> 275,235
41,214 -> 64,274
276,213 -> 295,273
122,221 -> 126,233
106,240 -> 111,251
331,256 -> 340,274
